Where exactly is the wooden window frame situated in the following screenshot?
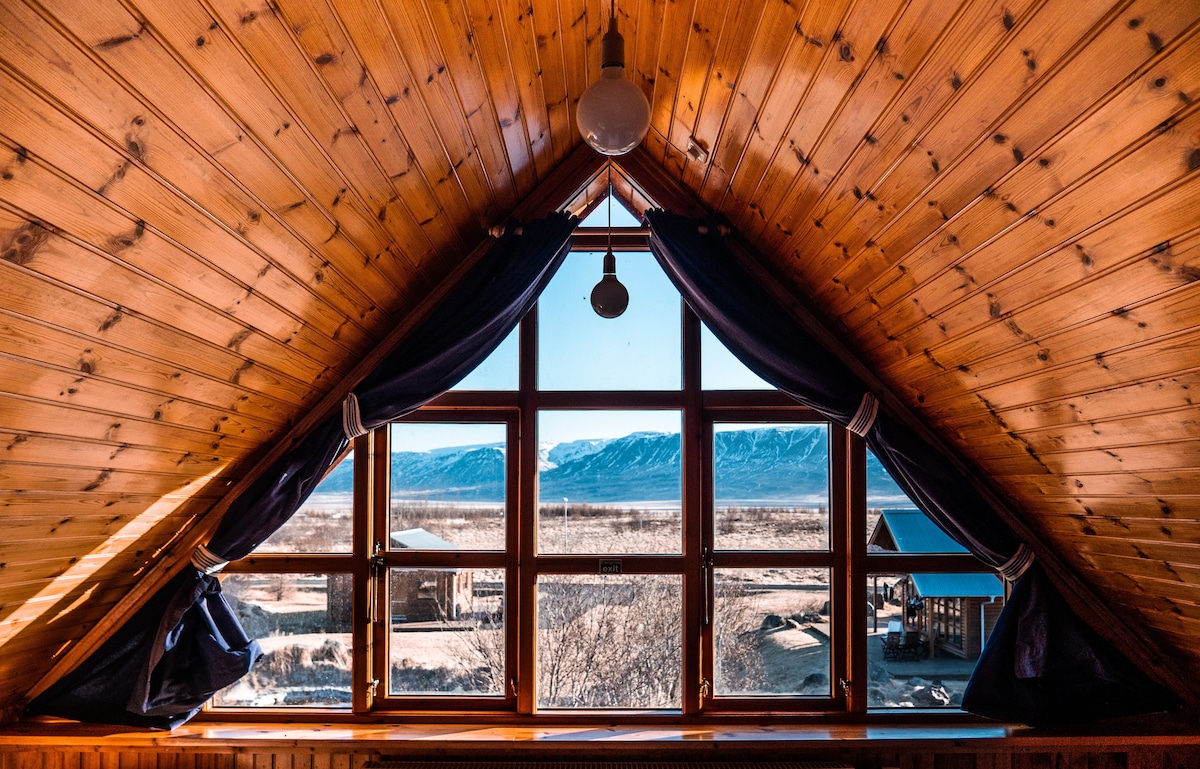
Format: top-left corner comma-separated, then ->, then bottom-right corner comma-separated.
208,243 -> 994,724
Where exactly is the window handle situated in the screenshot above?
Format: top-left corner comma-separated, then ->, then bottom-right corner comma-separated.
368,540 -> 384,624
701,545 -> 713,627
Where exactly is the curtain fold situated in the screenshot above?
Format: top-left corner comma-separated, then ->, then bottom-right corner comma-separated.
29,213 -> 577,728
644,208 -> 1177,725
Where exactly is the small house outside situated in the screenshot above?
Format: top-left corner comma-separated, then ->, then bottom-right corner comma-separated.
869,509 -> 1004,661
389,528 -> 474,623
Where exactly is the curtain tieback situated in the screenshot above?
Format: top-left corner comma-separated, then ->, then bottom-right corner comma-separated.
343,392 -> 368,439
998,543 -> 1035,581
191,543 -> 229,575
847,392 -> 878,437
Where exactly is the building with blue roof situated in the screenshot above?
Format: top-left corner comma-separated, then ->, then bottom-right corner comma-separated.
870,510 -> 1005,661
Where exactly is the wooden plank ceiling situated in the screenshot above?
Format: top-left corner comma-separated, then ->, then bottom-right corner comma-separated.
1,0 -> 1199,719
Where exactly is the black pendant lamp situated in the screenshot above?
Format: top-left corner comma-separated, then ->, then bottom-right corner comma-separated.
589,171 -> 629,318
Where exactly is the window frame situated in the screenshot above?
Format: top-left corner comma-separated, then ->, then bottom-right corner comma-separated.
208,236 -> 998,723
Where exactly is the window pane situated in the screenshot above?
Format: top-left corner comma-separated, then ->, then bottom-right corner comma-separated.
389,568 -> 505,696
537,574 -> 681,709
538,411 -> 682,554
701,323 -> 772,390
451,326 -> 517,391
713,568 -> 831,697
212,573 -> 352,708
867,508 -> 968,554
257,452 -> 353,553
867,572 -> 1001,709
713,424 -> 829,551
390,423 -> 506,550
576,193 -> 641,228
867,447 -> 914,528
538,252 -> 681,390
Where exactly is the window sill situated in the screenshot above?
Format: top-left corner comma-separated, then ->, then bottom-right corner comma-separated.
3,713 -> 1199,756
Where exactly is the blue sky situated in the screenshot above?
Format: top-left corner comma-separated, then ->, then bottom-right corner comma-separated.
380,195 -> 912,506
413,196 -> 770,450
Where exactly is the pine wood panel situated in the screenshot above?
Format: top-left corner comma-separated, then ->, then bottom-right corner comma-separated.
97,0 -> 428,281
677,1 -> 761,195
745,0 -> 907,247
1023,496 -> 1200,520
0,0 -> 405,322
0,395 -> 262,456
0,69 -> 377,353
0,311 -> 297,423
903,325 -> 1200,414
793,0 -> 1040,283
767,0 -> 962,246
831,1 -> 1200,315
790,0 -> 1127,288
0,200 -> 343,389
0,352 -> 281,441
0,429 -> 226,475
0,509 -> 202,545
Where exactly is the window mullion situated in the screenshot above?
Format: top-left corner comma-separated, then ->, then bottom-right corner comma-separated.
516,310 -> 538,714
843,429 -> 869,713
682,305 -> 704,714
357,430 -> 385,712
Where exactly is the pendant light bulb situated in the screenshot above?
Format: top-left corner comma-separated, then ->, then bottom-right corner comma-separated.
590,249 -> 629,318
591,177 -> 628,318
576,9 -> 650,155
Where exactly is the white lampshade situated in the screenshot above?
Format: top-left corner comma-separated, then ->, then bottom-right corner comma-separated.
577,67 -> 651,155
576,16 -> 650,156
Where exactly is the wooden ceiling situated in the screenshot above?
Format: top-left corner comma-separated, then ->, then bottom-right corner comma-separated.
2,0 -> 1199,720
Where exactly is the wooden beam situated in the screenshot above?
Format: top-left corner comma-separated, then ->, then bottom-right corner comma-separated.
21,142 -> 605,711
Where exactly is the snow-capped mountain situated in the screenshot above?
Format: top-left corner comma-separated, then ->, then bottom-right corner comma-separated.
318,425 -> 908,505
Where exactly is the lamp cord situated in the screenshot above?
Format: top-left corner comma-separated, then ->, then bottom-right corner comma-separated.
607,166 -> 612,253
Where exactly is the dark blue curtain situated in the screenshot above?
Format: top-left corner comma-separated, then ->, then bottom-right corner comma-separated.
645,208 -> 1178,725
29,213 -> 577,728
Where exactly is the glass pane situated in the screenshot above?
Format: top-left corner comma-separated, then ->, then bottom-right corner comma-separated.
537,574 -> 681,709
866,448 -> 914,542
538,410 -> 682,554
390,423 -> 506,550
538,252 -> 681,391
713,568 -> 831,697
867,508 -> 968,554
577,193 -> 641,228
701,323 -> 772,390
867,572 -> 1000,709
451,326 -> 517,391
389,568 -> 505,696
212,573 -> 352,707
257,451 -> 354,553
713,424 -> 829,550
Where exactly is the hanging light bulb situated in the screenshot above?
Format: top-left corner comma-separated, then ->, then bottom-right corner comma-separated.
576,2 -> 651,156
590,249 -> 629,318
590,171 -> 629,318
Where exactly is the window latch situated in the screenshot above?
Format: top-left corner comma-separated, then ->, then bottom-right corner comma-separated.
839,677 -> 852,696
369,540 -> 385,623
699,676 -> 711,707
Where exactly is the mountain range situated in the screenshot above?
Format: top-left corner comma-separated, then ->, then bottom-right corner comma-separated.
318,425 -> 908,506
